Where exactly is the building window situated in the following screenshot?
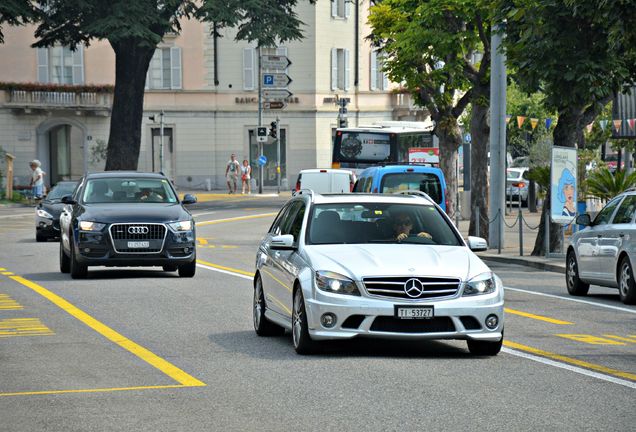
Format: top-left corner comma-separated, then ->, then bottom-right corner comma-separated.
370,50 -> 388,91
331,0 -> 351,19
37,46 -> 84,85
331,48 -> 350,91
243,46 -> 288,91
146,47 -> 182,90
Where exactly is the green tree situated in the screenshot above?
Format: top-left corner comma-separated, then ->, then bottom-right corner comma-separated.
496,0 -> 636,255
0,0 -> 33,43
369,0 -> 492,229
25,0 -> 315,170
586,167 -> 636,201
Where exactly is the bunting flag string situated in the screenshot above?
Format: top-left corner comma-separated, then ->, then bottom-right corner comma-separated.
545,118 -> 553,130
530,118 -> 538,130
628,119 -> 636,131
599,120 -> 608,131
586,123 -> 594,133
502,114 -> 635,134
614,119 -> 623,132
505,115 -> 511,124
516,116 -> 526,128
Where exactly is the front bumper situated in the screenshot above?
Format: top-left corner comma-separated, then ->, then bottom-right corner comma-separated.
73,226 -> 195,266
36,216 -> 60,238
305,289 -> 504,342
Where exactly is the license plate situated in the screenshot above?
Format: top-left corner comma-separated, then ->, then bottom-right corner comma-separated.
127,241 -> 150,248
395,305 -> 434,319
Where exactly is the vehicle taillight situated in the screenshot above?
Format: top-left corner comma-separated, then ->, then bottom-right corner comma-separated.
296,181 -> 301,191
350,181 -> 354,192
373,188 -> 378,193
332,162 -> 341,169
406,168 -> 414,172
320,169 -> 327,173
445,197 -> 450,211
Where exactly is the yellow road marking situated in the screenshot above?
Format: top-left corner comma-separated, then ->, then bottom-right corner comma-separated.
8,274 -> 205,387
2,272 -> 14,276
0,318 -> 53,337
261,269 -> 292,293
0,293 -> 23,310
556,334 -> 626,345
0,384 -> 189,398
504,308 -> 573,325
197,212 -> 277,226
602,335 -> 636,344
266,294 -> 292,316
220,245 -> 238,249
197,238 -> 208,245
0,268 -> 6,271
196,259 -> 255,277
504,341 -> 636,381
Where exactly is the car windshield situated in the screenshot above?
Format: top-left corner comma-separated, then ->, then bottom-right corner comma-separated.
307,203 -> 461,246
46,182 -> 77,200
506,170 -> 521,180
82,178 -> 178,204
380,173 -> 442,205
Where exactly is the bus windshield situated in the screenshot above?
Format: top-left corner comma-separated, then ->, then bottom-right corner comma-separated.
338,132 -> 391,161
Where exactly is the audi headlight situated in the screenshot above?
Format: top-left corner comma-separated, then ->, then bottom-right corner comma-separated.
168,220 -> 193,231
463,272 -> 498,296
78,221 -> 106,231
36,209 -> 53,219
315,271 -> 360,296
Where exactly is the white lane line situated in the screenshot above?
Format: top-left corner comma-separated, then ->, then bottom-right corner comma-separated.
504,286 -> 636,315
196,263 -> 252,280
502,347 -> 636,389
192,211 -> 217,218
0,213 -> 34,219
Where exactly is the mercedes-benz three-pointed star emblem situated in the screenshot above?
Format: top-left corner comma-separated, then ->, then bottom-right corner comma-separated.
404,278 -> 424,298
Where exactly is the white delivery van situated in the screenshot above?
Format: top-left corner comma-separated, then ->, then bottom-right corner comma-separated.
294,169 -> 354,194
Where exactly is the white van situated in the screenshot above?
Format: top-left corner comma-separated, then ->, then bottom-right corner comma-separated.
294,169 -> 354,194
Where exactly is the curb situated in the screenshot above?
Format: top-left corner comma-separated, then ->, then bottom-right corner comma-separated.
478,254 -> 565,274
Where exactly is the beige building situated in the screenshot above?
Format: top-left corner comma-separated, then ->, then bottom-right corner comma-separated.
0,1 -> 424,190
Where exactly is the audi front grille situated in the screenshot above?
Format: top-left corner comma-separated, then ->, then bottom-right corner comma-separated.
109,223 -> 167,253
362,276 -> 461,300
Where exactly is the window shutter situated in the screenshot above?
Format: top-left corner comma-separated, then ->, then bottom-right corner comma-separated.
370,51 -> 377,91
345,0 -> 351,18
37,48 -> 49,83
383,69 -> 389,91
344,49 -> 350,91
171,46 -> 182,89
331,48 -> 338,91
243,48 -> 254,90
72,45 -> 84,84
331,0 -> 338,17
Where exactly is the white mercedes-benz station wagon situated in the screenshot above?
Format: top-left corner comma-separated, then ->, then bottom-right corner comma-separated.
253,191 -> 504,355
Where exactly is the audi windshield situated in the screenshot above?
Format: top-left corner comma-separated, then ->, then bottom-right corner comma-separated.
82,178 -> 178,204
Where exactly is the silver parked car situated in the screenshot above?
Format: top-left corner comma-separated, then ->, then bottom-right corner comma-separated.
253,191 -> 504,355
566,191 -> 636,304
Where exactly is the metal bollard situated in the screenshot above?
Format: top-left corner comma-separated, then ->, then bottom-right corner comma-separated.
544,213 -> 550,257
519,208 -> 523,256
475,207 -> 480,239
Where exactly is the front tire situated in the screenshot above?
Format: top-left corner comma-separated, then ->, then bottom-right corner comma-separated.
253,275 -> 285,336
467,334 -> 503,356
36,231 -> 47,242
69,236 -> 88,279
59,239 -> 70,273
618,257 -> 636,305
292,288 -> 318,355
566,251 -> 589,296
178,259 -> 196,277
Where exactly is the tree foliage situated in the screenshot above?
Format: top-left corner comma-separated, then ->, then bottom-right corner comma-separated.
586,167 -> 636,201
0,0 -> 33,43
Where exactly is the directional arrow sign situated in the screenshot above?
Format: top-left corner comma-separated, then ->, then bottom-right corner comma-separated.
262,89 -> 293,100
262,73 -> 292,88
261,55 -> 292,70
263,101 -> 287,110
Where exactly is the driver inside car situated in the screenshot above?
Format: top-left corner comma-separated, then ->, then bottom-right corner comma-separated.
139,187 -> 164,202
391,212 -> 432,242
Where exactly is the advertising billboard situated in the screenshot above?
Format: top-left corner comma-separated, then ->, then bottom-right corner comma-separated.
550,146 -> 578,224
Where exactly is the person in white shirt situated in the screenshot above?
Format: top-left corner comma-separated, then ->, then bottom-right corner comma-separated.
225,153 -> 241,194
29,159 -> 44,200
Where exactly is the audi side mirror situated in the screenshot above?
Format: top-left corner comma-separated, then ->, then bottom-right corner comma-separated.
182,194 -> 197,205
61,195 -> 76,205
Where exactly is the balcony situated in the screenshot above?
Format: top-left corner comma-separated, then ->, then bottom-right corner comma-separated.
392,92 -> 429,121
0,83 -> 113,115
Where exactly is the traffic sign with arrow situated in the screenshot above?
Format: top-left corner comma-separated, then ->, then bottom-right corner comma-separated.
261,55 -> 292,70
262,73 -> 292,88
262,89 -> 293,100
263,101 -> 287,110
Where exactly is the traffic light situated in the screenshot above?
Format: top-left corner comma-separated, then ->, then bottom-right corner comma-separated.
339,117 -> 348,128
269,121 -> 277,138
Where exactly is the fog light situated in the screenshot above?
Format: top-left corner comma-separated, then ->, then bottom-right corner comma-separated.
320,313 -> 337,328
83,248 -> 91,253
485,314 -> 498,329
183,247 -> 190,253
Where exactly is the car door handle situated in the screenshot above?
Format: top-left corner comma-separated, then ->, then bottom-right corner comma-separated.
619,233 -> 625,238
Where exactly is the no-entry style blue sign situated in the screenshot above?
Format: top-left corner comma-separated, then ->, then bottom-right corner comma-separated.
258,155 -> 268,166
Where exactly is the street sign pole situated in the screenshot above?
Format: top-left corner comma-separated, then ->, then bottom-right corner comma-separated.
276,116 -> 281,194
258,46 -> 263,194
159,110 -> 164,174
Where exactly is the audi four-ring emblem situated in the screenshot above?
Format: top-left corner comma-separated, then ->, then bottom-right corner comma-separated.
404,278 -> 425,298
128,226 -> 149,234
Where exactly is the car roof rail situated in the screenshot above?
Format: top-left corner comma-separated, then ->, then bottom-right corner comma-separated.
292,189 -> 316,200
393,189 -> 435,204
377,161 -> 440,168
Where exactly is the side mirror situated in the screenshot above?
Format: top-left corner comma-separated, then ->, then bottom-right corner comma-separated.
182,194 -> 197,205
576,214 -> 591,226
270,234 -> 295,250
61,195 -> 77,205
467,236 -> 488,252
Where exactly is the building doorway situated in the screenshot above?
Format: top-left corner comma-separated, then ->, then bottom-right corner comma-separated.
249,128 -> 286,187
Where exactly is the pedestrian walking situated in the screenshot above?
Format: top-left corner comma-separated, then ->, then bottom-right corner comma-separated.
225,153 -> 241,194
241,159 -> 252,194
29,159 -> 44,202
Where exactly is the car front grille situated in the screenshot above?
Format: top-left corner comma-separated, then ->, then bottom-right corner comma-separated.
109,223 -> 166,253
370,316 -> 456,333
363,276 -> 461,300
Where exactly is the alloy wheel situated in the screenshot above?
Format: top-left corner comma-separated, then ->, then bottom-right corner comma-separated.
620,262 -> 631,297
567,256 -> 576,289
292,291 -> 303,348
253,279 -> 263,330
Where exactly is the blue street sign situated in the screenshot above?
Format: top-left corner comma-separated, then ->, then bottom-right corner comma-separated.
263,74 -> 274,86
464,133 -> 471,143
258,155 -> 268,166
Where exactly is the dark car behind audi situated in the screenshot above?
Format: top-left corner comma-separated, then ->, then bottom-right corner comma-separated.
59,172 -> 197,279
35,180 -> 79,242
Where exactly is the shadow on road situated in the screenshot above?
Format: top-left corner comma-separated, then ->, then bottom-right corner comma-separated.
20,269 -> 180,281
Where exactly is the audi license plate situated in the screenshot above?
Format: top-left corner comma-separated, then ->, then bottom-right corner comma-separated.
127,241 -> 150,249
395,305 -> 434,319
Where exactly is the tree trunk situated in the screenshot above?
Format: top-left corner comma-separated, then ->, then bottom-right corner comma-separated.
468,94 -> 490,239
105,40 -> 156,171
436,119 -> 462,221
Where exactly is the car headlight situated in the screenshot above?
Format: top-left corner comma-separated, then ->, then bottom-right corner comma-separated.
78,221 -> 106,231
168,220 -> 193,231
463,272 -> 498,296
315,271 -> 360,296
36,209 -> 53,219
